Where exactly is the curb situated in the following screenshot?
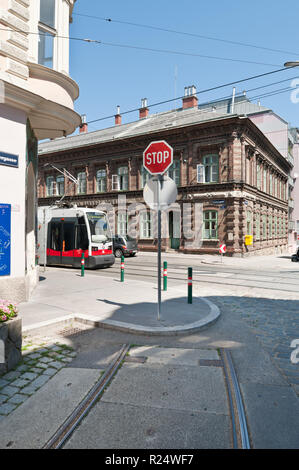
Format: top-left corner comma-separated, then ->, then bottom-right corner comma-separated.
22,297 -> 221,336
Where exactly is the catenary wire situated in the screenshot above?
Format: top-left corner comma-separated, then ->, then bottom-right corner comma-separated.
86,66 -> 298,124
73,12 -> 299,57
0,27 -> 282,67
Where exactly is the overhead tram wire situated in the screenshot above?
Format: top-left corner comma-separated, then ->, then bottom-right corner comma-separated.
0,27 -> 281,68
86,65 -> 298,125
73,12 -> 299,57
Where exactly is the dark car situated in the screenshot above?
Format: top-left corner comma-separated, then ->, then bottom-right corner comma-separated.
291,248 -> 299,262
112,235 -> 138,258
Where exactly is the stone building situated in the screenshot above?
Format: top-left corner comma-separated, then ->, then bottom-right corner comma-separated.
38,89 -> 292,256
0,0 -> 80,301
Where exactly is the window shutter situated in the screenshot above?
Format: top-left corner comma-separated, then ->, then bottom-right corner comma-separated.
112,175 -> 119,191
197,164 -> 204,183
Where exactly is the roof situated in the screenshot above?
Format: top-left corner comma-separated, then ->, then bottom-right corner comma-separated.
38,96 -> 271,156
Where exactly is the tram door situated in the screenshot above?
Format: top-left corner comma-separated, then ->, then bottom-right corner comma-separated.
48,218 -> 77,266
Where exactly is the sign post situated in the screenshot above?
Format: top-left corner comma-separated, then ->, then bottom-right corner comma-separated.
143,141 -> 174,321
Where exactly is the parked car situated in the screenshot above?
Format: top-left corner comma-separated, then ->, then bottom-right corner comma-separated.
291,248 -> 299,262
112,235 -> 138,258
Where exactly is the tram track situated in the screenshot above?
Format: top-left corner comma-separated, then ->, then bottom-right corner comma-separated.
43,344 -> 130,449
90,263 -> 299,293
43,343 -> 250,449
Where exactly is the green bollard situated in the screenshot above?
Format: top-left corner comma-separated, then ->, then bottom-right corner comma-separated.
120,255 -> 125,282
81,252 -> 85,277
163,261 -> 167,291
188,267 -> 192,304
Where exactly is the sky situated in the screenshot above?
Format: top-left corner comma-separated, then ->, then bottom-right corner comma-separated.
69,0 -> 299,133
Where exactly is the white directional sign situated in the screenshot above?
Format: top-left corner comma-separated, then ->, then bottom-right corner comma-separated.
143,175 -> 178,211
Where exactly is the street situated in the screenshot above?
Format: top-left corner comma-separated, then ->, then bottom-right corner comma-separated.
0,252 -> 298,449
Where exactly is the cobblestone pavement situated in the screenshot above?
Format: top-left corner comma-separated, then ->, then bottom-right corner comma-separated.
0,335 -> 77,420
210,296 -> 299,397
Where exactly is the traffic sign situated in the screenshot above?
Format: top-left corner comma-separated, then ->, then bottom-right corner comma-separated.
219,244 -> 226,254
143,175 -> 177,211
143,140 -> 173,175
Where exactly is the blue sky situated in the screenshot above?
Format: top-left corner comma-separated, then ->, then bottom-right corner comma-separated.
69,0 -> 299,132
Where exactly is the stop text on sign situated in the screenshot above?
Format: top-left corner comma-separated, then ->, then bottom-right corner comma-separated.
145,150 -> 170,165
143,140 -> 173,175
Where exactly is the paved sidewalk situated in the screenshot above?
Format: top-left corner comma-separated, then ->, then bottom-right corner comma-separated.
19,269 -> 220,335
0,337 -> 77,421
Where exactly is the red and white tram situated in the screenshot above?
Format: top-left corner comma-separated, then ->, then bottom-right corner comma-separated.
37,205 -> 115,269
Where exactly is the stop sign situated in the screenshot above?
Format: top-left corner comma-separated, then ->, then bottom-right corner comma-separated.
143,140 -> 173,175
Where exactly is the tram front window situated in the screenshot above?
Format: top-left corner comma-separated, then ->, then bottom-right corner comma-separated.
86,212 -> 111,243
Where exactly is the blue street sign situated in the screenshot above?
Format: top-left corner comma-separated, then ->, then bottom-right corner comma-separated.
0,204 -> 11,276
0,152 -> 19,168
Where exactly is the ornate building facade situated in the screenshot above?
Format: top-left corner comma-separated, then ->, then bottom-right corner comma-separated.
0,0 -> 80,301
38,91 -> 292,256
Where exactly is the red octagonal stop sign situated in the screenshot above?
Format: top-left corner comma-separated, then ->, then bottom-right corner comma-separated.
143,140 -> 173,175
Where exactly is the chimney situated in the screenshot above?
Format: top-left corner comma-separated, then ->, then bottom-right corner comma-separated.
115,105 -> 122,125
79,114 -> 88,133
139,98 -> 149,119
182,85 -> 198,109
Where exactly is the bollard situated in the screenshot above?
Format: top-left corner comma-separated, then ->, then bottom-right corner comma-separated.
188,267 -> 192,304
120,255 -> 125,282
163,261 -> 167,291
81,252 -> 85,277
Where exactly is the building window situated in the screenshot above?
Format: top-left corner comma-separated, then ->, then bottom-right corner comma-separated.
203,155 -> 219,183
203,211 -> 218,239
118,166 -> 128,191
140,165 -> 150,189
40,0 -> 55,28
274,215 -> 277,236
255,214 -> 260,240
140,211 -> 152,238
77,172 -> 86,194
263,168 -> 267,192
246,211 -> 253,235
168,160 -> 181,185
117,212 -> 127,236
256,163 -> 261,190
269,215 -> 273,238
96,169 -> 106,193
46,175 -> 54,196
274,177 -> 277,198
56,175 -> 64,196
262,214 -> 267,239
269,173 -> 273,195
38,0 -> 56,69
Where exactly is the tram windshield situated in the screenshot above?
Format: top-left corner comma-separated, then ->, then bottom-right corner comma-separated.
86,212 -> 111,243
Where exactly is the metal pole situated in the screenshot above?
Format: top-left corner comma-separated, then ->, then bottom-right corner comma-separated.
81,252 -> 85,277
43,208 -> 46,273
157,175 -> 162,320
163,261 -> 167,291
120,255 -> 125,282
188,267 -> 193,304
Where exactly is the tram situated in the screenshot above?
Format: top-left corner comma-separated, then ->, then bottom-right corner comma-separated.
37,205 -> 115,269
